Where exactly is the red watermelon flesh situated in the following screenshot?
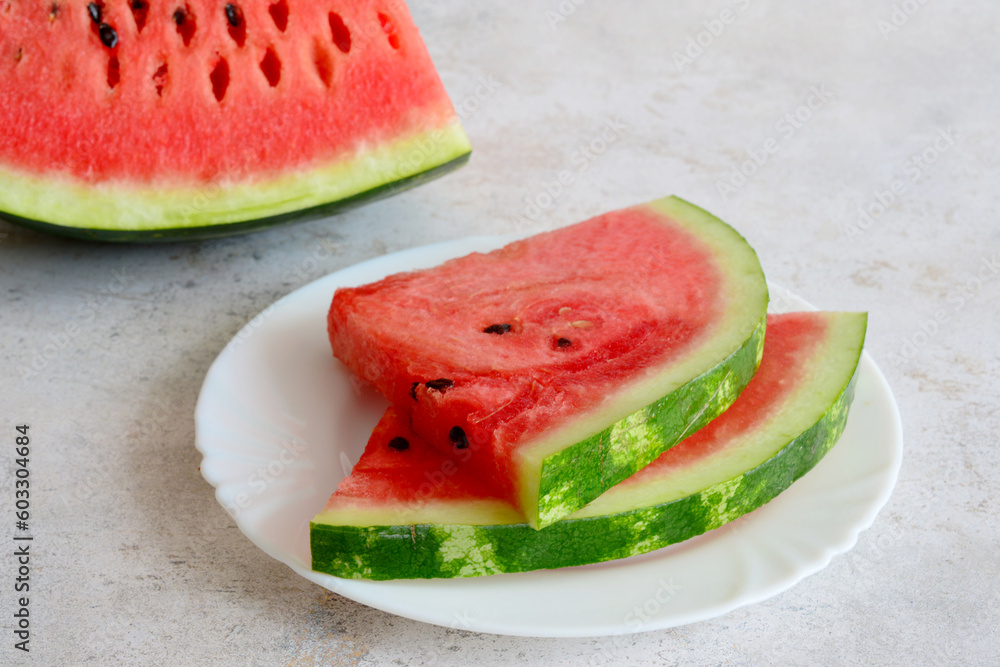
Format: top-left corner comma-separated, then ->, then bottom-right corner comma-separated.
322,312 -> 830,525
336,207 -> 718,470
335,406 -> 504,505
0,0 -> 453,182
328,196 -> 769,527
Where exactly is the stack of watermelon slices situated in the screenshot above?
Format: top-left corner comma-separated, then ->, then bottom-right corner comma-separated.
310,195 -> 867,580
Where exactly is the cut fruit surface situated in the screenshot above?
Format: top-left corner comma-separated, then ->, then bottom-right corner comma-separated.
0,0 -> 470,240
311,311 -> 868,580
328,196 -> 769,527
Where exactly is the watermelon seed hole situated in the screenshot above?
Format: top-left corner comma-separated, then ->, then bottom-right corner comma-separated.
388,437 -> 409,451
328,12 -> 351,54
173,5 -> 196,46
378,12 -> 400,50
449,426 -> 469,450
152,62 -> 168,96
268,0 -> 288,32
312,40 -> 333,88
130,1 -> 149,33
225,4 -> 246,47
259,47 -> 281,87
210,58 -> 229,102
107,54 -> 120,88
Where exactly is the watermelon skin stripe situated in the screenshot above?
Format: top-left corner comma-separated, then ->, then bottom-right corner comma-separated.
310,314 -> 864,580
533,313 -> 766,528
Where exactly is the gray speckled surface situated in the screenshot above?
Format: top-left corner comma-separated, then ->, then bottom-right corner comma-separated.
2,1 -> 998,664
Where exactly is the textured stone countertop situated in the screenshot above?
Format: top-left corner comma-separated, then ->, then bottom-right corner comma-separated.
1,1 -> 998,664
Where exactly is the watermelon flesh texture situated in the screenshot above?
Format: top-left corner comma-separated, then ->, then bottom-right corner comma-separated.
329,405 -> 520,527
328,196 -> 768,528
311,311 -> 868,580
0,0 -> 471,238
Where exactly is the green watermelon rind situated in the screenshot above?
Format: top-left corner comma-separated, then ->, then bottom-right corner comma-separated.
532,313 -> 766,528
311,313 -> 867,580
0,123 -> 471,243
516,196 -> 770,528
0,153 -> 469,243
310,369 -> 859,579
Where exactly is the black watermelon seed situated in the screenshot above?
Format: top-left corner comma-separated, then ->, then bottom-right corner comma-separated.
87,2 -> 102,24
425,378 -> 454,392
173,9 -> 186,25
449,426 -> 469,449
410,382 -> 419,400
388,436 -> 409,451
225,3 -> 241,27
49,3 -> 60,20
99,23 -> 118,48
483,323 -> 512,334
556,337 -> 572,348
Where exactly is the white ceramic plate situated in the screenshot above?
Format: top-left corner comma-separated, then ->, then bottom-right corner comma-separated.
195,235 -> 903,638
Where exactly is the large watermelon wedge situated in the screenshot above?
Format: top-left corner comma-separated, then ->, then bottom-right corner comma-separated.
311,311 -> 867,579
0,0 -> 470,241
329,196 -> 768,528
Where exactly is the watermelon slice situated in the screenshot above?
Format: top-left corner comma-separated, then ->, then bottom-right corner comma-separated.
311,311 -> 867,579
0,1 -> 470,240
328,196 -> 769,527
